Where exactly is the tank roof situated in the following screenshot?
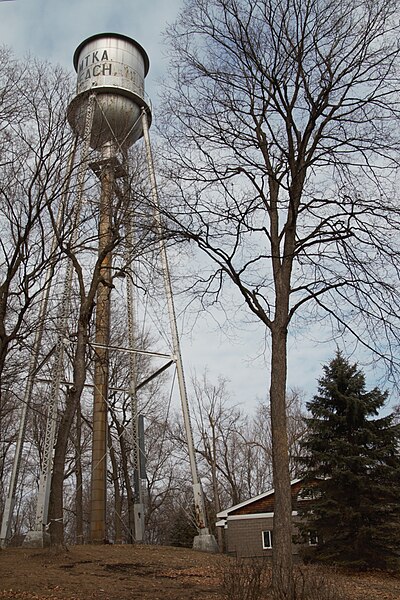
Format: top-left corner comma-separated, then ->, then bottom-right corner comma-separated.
73,32 -> 150,76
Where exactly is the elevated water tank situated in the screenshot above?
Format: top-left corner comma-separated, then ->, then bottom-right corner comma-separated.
68,33 -> 151,151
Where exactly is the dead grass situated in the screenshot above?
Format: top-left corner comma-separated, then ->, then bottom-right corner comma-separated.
0,545 -> 398,600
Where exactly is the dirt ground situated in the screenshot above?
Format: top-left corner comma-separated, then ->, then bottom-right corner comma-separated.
0,544 -> 399,600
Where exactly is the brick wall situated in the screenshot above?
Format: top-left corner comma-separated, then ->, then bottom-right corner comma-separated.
226,516 -> 302,558
232,480 -> 305,516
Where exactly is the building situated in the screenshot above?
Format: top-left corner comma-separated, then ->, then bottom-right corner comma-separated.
216,479 -> 316,558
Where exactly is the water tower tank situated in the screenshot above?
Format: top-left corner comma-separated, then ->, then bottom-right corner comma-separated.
67,33 -> 151,151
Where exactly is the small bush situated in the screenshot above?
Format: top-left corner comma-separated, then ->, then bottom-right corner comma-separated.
270,565 -> 345,600
292,565 -> 345,600
220,560 -> 345,600
220,557 -> 268,600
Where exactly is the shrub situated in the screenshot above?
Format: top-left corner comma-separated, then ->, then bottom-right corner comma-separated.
220,557 -> 267,600
220,560 -> 345,600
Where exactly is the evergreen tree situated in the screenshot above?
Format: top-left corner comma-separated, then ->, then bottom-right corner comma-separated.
298,352 -> 400,569
167,506 -> 198,548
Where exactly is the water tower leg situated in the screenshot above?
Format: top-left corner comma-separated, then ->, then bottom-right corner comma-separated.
141,110 -> 218,553
122,177 -> 146,543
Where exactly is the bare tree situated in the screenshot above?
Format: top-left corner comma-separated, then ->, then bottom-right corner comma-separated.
191,374 -> 250,502
0,51 -> 77,542
47,159 -> 158,545
189,373 -> 306,551
159,0 -> 400,595
251,389 -> 306,483
0,52 -> 164,546
0,51 -> 73,391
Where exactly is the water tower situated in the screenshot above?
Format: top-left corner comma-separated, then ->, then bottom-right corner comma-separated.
68,33 -> 151,152
68,33 -> 216,550
1,33 -> 217,553
67,33 -> 152,544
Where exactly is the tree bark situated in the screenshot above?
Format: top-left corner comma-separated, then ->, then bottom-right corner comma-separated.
108,428 -> 122,544
75,402 -> 84,544
210,429 -> 223,550
112,415 -> 135,543
270,323 -> 293,597
48,315 -> 89,545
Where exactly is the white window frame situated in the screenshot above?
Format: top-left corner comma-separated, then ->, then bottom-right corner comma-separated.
262,530 -> 273,549
308,530 -> 319,546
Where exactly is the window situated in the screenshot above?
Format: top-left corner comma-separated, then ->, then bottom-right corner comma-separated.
299,486 -> 322,500
308,531 -> 319,546
262,530 -> 273,549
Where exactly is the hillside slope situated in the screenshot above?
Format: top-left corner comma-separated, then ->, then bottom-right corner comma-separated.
0,544 -> 398,600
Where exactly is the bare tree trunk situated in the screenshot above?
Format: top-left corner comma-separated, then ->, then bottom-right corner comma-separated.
75,403 -> 84,544
113,415 -> 135,543
211,442 -> 223,550
48,320 -> 88,545
270,324 -> 293,597
108,429 -> 122,544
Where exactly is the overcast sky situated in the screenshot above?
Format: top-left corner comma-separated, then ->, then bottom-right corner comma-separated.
0,0 -> 390,411
0,0 -> 180,74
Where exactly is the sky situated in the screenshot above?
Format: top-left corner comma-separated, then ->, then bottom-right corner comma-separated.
0,0 -> 392,412
0,0 -> 180,96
